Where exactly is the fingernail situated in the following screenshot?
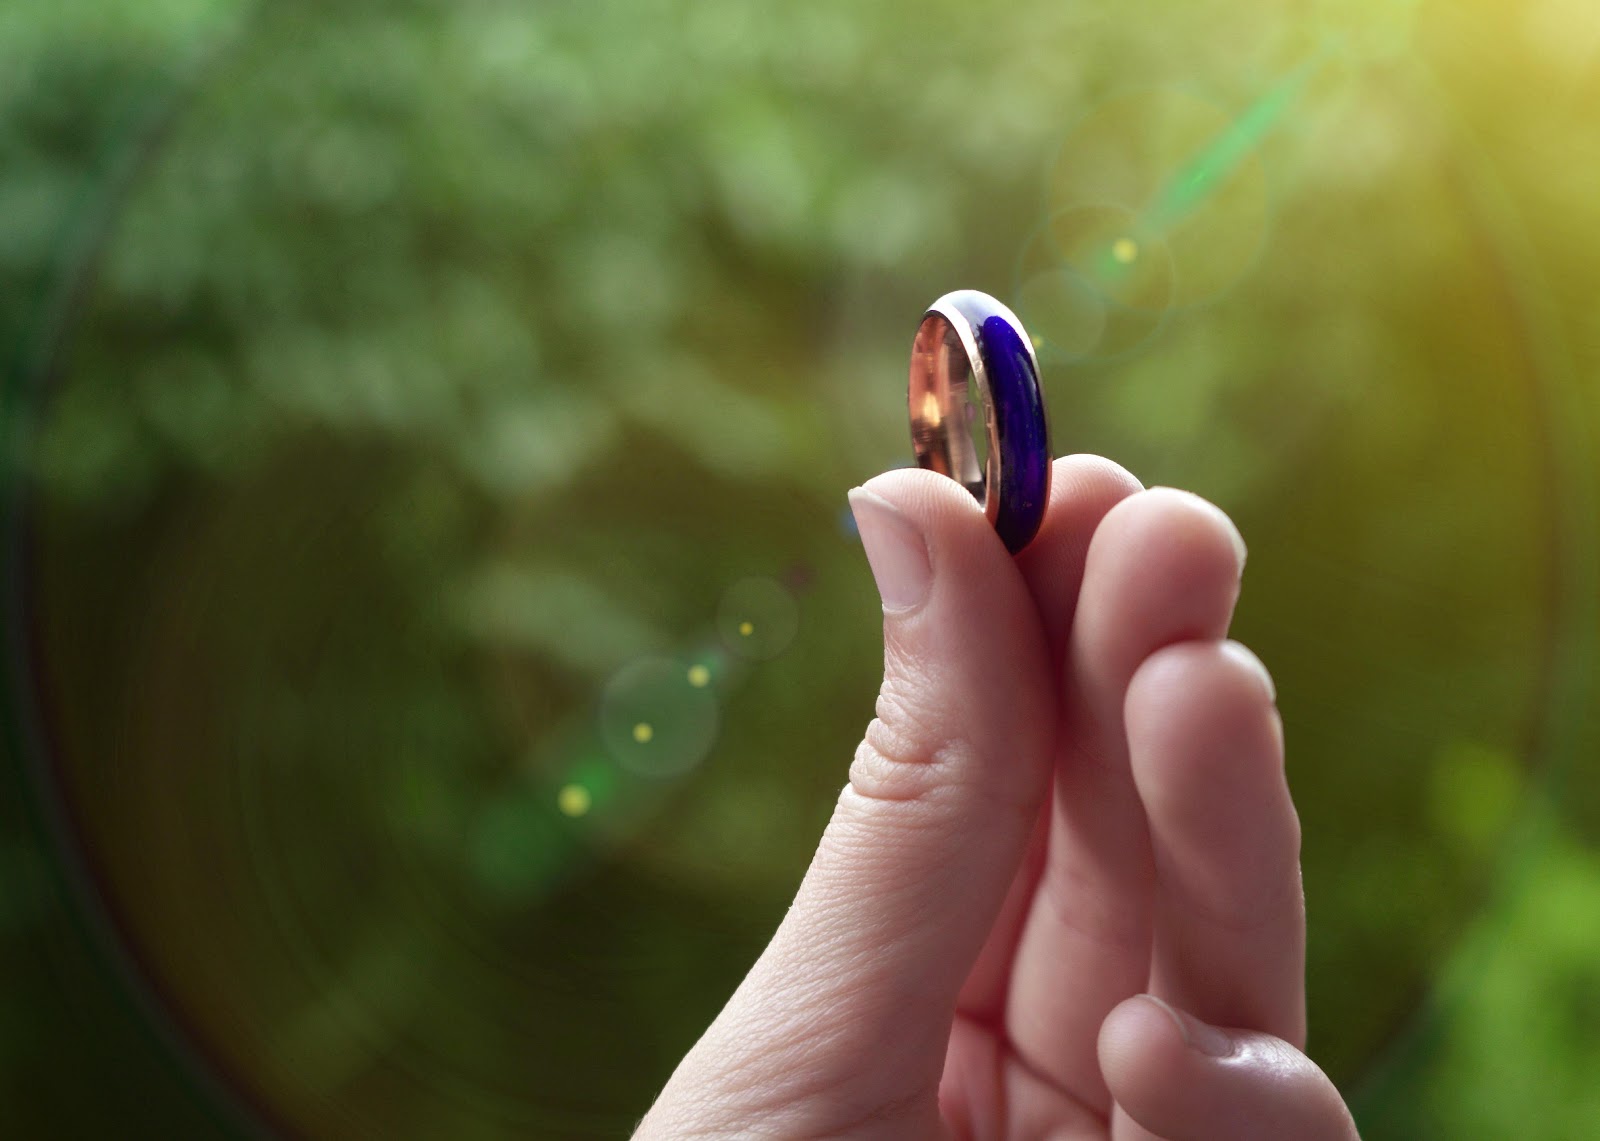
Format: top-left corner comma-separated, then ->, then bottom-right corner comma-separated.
1221,640 -> 1276,703
1137,994 -> 1236,1058
848,487 -> 931,611
1224,517 -> 1247,571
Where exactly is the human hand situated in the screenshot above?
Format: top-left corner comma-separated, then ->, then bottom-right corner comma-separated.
634,456 -> 1360,1140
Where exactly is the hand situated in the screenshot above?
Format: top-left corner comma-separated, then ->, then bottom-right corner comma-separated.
634,457 -> 1360,1140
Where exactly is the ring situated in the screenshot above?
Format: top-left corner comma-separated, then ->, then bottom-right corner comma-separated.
908,289 -> 1052,554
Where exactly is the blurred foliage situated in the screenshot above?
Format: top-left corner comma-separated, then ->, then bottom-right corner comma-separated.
2,0 -> 1598,1137
1359,805 -> 1600,1140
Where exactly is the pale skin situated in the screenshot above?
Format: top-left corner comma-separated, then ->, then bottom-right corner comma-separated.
635,455 -> 1361,1140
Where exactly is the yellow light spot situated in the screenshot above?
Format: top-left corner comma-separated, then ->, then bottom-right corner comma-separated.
738,621 -> 754,637
1111,237 -> 1139,264
1031,334 -> 1043,349
557,783 -> 591,817
632,722 -> 654,744
687,664 -> 711,688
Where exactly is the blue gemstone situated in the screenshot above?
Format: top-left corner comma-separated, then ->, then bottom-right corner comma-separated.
976,314 -> 1050,553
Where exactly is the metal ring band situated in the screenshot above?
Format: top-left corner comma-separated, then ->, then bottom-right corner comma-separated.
908,289 -> 1052,553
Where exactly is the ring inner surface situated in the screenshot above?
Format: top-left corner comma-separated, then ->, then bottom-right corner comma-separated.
909,313 -> 988,503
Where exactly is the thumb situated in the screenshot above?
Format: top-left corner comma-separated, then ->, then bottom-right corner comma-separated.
642,468 -> 1056,1136
1099,995 -> 1361,1141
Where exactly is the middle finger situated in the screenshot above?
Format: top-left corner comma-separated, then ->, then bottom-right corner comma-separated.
1005,488 -> 1247,1114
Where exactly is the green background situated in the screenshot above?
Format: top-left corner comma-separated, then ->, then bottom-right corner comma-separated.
3,0 -> 1598,1136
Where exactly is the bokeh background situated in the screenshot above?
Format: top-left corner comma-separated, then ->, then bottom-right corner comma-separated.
2,0 -> 1598,1136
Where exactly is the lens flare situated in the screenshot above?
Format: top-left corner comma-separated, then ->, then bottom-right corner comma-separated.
556,784 -> 592,817
1014,267 -> 1108,358
599,657 -> 719,776
1013,223 -> 1168,362
1048,204 -> 1174,313
1046,88 -> 1272,310
468,789 -> 570,900
717,577 -> 799,661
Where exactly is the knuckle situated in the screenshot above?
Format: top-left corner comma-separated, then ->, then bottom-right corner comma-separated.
845,680 -> 984,808
848,720 -> 978,808
844,671 -> 1045,817
1038,863 -> 1151,951
1167,862 -> 1306,936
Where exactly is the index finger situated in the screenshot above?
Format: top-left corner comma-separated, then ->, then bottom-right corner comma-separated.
955,454 -> 1142,1023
